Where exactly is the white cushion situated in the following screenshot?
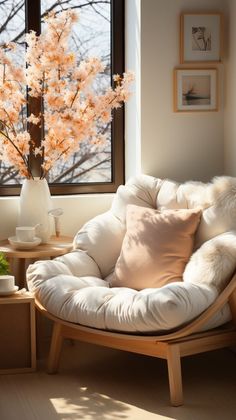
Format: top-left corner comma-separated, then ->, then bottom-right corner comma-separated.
27,258 -> 230,332
73,212 -> 125,278
27,230 -> 235,333
26,174 -> 236,333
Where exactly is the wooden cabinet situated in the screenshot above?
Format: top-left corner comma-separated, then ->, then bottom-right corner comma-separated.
0,293 -> 36,373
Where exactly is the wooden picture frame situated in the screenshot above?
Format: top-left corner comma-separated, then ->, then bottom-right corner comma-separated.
180,12 -> 223,63
174,68 -> 218,112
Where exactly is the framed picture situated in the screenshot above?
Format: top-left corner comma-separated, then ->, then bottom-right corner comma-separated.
180,13 -> 223,63
174,68 -> 218,112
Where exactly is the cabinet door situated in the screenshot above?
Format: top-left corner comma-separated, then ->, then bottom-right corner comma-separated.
0,298 -> 36,373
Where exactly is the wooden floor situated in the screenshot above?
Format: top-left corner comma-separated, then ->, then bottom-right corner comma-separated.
0,341 -> 236,420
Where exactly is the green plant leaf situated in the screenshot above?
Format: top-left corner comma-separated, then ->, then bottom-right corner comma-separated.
0,252 -> 10,275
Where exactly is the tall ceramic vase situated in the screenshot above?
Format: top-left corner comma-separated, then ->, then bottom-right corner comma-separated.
18,178 -> 53,243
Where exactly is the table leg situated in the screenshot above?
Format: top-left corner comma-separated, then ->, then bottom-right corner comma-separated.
8,257 -> 25,289
8,257 -> 15,278
18,258 -> 26,289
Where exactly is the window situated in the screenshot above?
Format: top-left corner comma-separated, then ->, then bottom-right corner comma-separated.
0,0 -> 124,195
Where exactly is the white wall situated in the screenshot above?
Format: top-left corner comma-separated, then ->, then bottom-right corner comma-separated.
141,0 -> 226,183
224,0 -> 236,175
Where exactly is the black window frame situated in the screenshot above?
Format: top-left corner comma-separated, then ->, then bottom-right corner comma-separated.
0,0 -> 125,196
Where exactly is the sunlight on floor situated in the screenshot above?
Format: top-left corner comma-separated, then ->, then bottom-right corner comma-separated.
50,389 -> 176,420
50,398 -> 80,415
50,389 -> 129,419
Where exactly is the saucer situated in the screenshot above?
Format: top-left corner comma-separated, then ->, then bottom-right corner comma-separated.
0,285 -> 19,296
8,236 -> 42,250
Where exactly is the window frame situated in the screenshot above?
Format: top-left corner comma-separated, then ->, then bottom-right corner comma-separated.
0,0 -> 125,196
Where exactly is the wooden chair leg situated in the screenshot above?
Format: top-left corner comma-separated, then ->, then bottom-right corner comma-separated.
167,344 -> 183,407
48,322 -> 63,374
229,288 -> 236,326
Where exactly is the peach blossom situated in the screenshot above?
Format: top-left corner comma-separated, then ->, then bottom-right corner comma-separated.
0,9 -> 134,178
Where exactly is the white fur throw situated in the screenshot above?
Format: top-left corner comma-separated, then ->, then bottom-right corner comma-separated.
183,231 -> 236,292
157,176 -> 236,249
194,176 -> 236,247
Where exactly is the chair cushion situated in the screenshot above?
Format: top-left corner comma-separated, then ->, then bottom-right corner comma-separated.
27,261 -> 231,333
26,175 -> 236,334
26,228 -> 234,334
110,205 -> 201,290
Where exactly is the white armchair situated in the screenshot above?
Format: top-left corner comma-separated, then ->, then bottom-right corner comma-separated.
27,174 -> 236,406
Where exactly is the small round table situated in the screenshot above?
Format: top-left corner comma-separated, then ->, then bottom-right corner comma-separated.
0,236 -> 73,288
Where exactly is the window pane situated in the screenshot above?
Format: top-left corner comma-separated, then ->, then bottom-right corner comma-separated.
0,0 -> 25,185
41,0 -> 111,184
0,0 -> 123,195
0,0 -> 25,45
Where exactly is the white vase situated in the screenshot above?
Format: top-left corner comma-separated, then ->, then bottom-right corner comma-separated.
18,178 -> 53,243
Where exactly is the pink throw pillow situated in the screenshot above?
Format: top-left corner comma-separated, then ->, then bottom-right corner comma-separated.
110,205 -> 201,290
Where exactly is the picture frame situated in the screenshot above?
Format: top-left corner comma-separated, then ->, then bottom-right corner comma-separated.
173,68 -> 218,112
180,12 -> 223,63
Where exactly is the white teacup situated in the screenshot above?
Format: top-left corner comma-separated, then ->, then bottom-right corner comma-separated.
16,226 -> 36,242
0,275 -> 15,292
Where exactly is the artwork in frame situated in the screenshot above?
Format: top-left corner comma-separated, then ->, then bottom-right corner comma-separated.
174,68 -> 218,112
180,13 -> 223,63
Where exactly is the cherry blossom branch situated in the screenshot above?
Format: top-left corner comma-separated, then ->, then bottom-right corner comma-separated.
0,129 -> 32,178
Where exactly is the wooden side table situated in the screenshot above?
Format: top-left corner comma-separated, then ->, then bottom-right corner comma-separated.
0,293 -> 36,373
0,236 -> 73,289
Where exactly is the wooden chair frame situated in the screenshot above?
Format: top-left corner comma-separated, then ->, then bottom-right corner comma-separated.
35,273 -> 236,407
